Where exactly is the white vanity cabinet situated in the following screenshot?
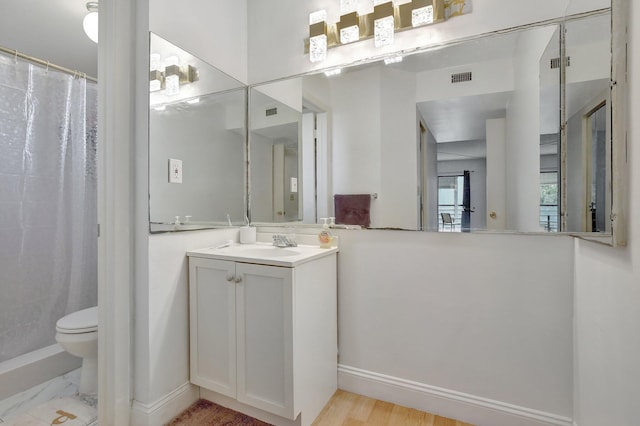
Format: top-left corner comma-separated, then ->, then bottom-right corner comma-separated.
187,244 -> 338,425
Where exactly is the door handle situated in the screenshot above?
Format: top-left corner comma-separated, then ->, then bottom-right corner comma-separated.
226,273 -> 234,282
234,275 -> 243,283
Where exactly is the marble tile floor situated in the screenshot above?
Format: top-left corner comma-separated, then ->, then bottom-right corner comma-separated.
0,369 -> 97,425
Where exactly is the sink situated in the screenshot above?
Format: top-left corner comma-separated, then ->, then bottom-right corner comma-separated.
187,242 -> 338,267
233,247 -> 301,257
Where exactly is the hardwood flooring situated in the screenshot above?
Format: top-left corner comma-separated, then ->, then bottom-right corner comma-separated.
312,390 -> 474,426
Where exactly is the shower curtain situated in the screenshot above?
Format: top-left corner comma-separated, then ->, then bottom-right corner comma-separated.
0,53 -> 98,363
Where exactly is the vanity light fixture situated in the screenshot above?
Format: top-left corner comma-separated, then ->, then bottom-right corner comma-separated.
82,2 -> 99,43
303,0 -> 471,62
373,0 -> 395,47
339,0 -> 360,44
148,54 -> 198,95
309,10 -> 328,62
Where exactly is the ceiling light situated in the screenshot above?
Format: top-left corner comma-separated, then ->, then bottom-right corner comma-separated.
83,2 -> 99,43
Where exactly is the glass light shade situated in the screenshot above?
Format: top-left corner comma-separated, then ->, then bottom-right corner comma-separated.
309,35 -> 328,62
164,56 -> 179,68
309,10 -> 327,25
150,53 -> 161,71
340,25 -> 360,44
340,0 -> 358,14
165,75 -> 180,96
412,5 -> 434,27
374,15 -> 395,47
149,79 -> 161,92
83,12 -> 99,43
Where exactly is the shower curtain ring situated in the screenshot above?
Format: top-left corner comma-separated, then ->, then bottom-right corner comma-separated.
46,61 -> 50,73
14,49 -> 18,63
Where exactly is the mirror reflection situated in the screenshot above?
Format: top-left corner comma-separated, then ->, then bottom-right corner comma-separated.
149,33 -> 246,232
248,12 -> 612,237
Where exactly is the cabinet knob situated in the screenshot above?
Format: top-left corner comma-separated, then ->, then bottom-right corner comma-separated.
226,273 -> 234,282
234,275 -> 243,283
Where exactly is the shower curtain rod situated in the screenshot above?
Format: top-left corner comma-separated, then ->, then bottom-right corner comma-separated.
0,45 -> 97,83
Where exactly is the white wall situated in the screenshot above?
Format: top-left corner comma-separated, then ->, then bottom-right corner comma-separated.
329,66 -> 383,225
380,67 -> 419,229
149,103 -> 245,224
506,26 -> 556,232
335,229 -> 574,424
486,118 -> 507,230
573,1 -> 640,425
247,0 -> 608,84
133,0 -> 249,414
150,0 -> 247,83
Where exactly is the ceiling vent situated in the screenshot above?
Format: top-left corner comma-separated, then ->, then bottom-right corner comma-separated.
265,107 -> 278,117
550,56 -> 571,69
451,71 -> 472,84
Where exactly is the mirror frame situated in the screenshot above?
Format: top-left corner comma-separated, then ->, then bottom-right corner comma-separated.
245,1 -> 628,247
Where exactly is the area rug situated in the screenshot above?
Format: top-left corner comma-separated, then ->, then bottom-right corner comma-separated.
168,399 -> 273,426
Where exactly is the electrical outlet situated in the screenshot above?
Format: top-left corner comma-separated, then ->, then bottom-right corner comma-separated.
290,177 -> 298,193
169,158 -> 183,183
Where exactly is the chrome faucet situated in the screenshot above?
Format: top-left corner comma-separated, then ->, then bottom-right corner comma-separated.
272,234 -> 297,248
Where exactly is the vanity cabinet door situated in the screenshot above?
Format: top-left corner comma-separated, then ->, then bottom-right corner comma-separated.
189,257 -> 237,398
235,263 -> 295,419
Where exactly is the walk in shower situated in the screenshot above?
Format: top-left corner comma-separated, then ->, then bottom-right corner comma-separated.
0,51 -> 98,398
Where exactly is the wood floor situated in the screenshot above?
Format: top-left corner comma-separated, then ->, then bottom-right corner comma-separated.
312,390 -> 474,426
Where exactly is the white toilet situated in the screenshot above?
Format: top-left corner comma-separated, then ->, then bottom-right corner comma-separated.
55,306 -> 98,395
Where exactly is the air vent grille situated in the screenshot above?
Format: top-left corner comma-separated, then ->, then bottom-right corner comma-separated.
550,56 -> 571,69
451,71 -> 472,83
266,107 -> 278,116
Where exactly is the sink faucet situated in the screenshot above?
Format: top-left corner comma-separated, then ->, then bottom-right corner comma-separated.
272,234 -> 297,248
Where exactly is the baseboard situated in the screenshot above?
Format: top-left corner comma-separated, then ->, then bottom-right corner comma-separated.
338,365 -> 573,426
130,382 -> 199,426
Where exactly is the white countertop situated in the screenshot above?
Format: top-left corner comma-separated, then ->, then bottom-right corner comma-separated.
187,242 -> 338,267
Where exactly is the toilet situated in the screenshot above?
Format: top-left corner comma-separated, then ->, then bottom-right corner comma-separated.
55,306 -> 98,395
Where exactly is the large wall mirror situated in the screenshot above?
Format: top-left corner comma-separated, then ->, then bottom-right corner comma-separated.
149,33 -> 247,233
248,5 -> 627,246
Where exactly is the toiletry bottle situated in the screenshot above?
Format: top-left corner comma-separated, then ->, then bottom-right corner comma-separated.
318,218 -> 332,249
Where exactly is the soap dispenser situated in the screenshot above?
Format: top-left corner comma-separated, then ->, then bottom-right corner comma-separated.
318,218 -> 332,249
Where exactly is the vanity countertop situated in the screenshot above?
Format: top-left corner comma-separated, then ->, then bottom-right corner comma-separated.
187,242 -> 338,267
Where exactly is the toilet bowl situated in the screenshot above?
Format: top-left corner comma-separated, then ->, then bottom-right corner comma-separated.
55,306 -> 98,395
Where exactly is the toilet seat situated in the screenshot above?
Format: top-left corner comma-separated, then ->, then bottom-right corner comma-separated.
56,306 -> 98,334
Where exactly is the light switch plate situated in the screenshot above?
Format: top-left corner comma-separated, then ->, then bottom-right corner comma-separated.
169,158 -> 183,183
290,177 -> 298,193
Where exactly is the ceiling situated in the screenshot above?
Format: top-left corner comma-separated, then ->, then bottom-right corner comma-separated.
0,0 -> 98,78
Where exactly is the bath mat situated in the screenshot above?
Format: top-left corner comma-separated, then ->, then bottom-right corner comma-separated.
168,399 -> 272,426
3,397 -> 97,426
